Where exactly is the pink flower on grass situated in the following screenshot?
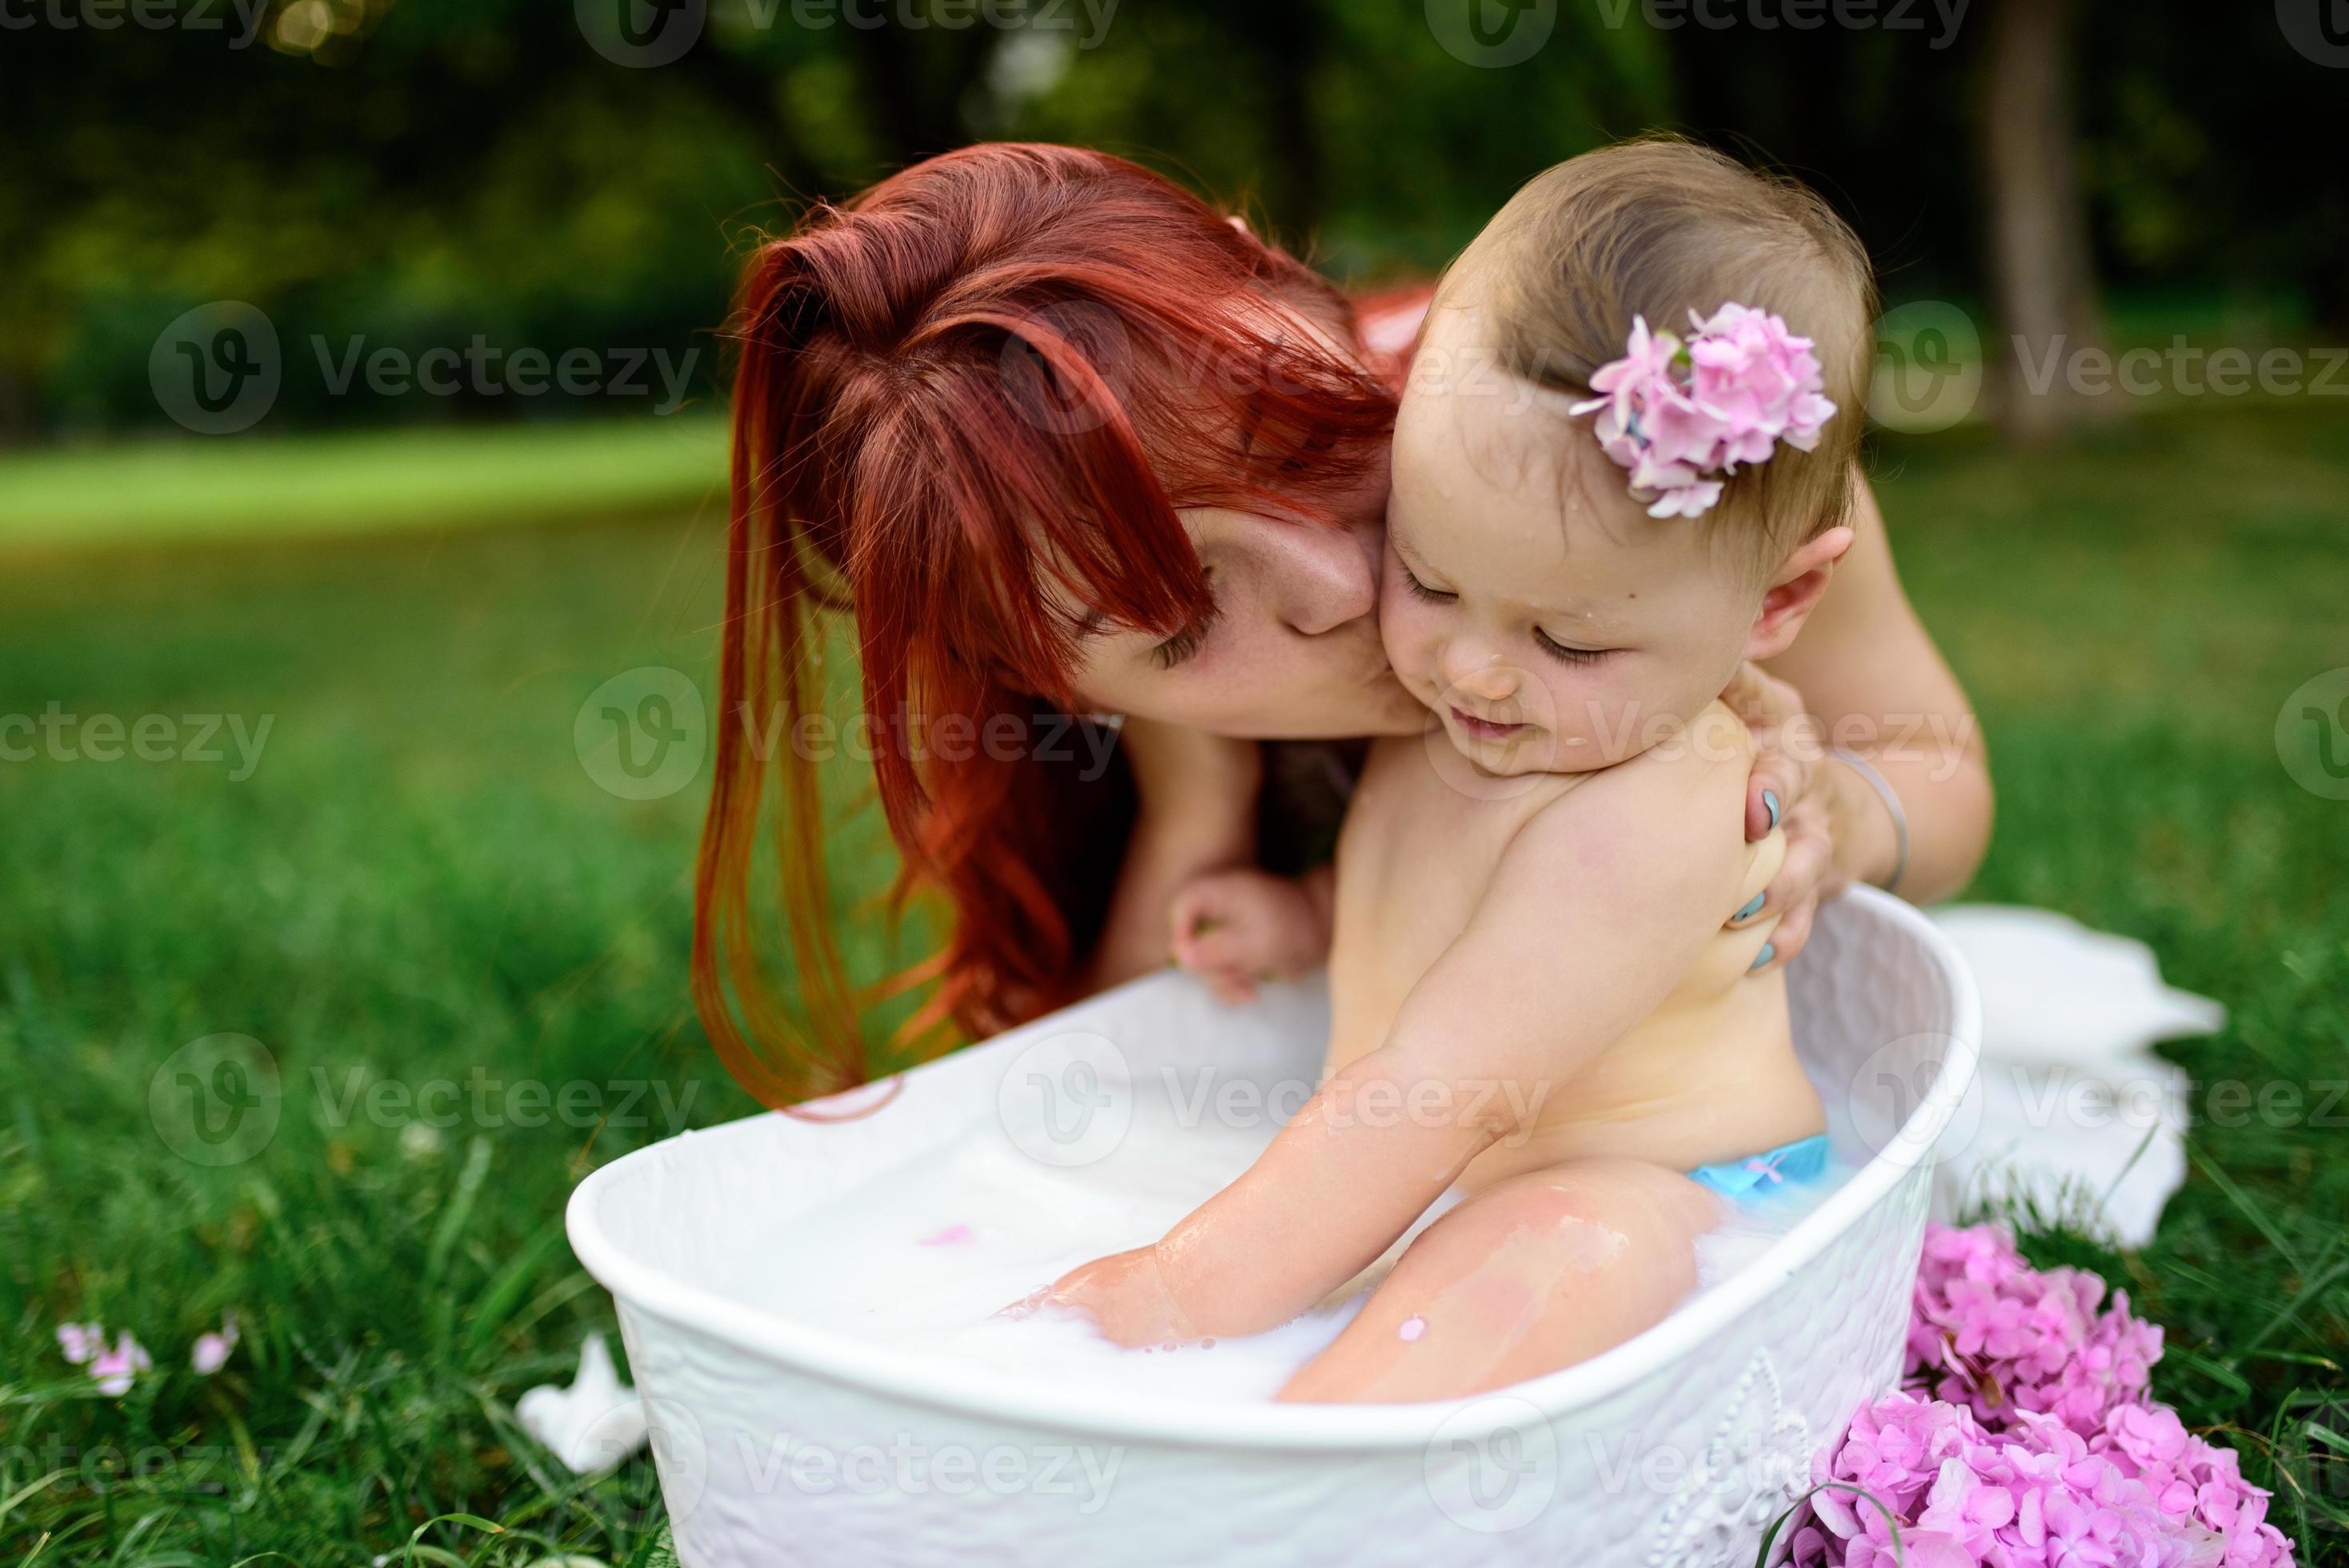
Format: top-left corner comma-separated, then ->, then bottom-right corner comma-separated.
86,1331 -> 153,1396
1569,304 -> 1837,519
192,1311 -> 241,1375
1910,1222 -> 2162,1438
56,1322 -> 105,1365
1795,1224 -> 2295,1568
1794,1395 -> 2211,1568
2094,1404 -> 2294,1567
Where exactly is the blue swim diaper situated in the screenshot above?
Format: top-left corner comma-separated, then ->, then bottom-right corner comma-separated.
1687,1133 -> 1831,1200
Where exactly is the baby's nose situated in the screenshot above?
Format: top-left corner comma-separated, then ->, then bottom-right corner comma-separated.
1446,657 -> 1520,703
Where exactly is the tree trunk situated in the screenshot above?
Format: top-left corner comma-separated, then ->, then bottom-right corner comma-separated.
1978,0 -> 2108,444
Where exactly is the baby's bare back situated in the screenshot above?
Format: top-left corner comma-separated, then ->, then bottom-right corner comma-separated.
1324,721 -> 1825,1191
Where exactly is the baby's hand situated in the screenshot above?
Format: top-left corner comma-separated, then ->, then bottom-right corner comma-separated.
1167,868 -> 1333,1005
1034,1246 -> 1198,1349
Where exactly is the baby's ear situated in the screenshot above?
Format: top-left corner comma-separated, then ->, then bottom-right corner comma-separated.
1743,524 -> 1855,661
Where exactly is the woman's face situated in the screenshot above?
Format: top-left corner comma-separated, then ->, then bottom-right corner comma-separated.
1062,298 -> 1428,741
1065,488 -> 1428,740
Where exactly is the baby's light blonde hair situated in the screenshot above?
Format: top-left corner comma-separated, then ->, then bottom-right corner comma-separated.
1459,137 -> 1877,558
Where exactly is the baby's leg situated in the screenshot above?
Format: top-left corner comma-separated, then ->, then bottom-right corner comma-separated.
1276,1157 -> 1719,1403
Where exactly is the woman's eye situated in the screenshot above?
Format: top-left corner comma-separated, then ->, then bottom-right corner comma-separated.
1402,567 -> 1456,604
1533,627 -> 1611,666
1150,597 -> 1223,670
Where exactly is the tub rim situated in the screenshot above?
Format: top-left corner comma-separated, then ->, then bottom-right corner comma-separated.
567,886 -> 1979,1450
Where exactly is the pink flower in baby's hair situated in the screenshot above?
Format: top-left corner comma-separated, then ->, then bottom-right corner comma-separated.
1685,302 -> 1838,463
86,1330 -> 154,1396
918,1223 -> 975,1246
1572,317 -> 1727,518
192,1311 -> 240,1375
57,1322 -> 105,1365
1570,304 -> 1836,519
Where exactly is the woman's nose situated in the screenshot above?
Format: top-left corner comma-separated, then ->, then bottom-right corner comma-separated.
1267,518 -> 1378,635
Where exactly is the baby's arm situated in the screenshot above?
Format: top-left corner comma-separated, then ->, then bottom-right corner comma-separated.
1167,866 -> 1335,1004
1049,735 -> 1754,1344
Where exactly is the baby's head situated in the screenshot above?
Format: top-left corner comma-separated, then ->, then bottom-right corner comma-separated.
1386,139 -> 1876,778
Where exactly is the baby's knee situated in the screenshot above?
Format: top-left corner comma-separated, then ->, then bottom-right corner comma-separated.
1505,1158 -> 1718,1232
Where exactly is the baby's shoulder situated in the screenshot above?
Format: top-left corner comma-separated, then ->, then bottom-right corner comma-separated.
1507,701 -> 1755,862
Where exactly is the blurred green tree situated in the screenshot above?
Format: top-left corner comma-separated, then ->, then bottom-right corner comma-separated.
3,0 -> 2339,443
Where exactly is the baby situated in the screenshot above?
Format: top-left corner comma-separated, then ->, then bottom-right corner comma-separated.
1047,141 -> 1877,1402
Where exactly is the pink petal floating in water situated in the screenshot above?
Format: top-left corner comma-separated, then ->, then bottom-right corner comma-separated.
1399,1316 -> 1427,1342
917,1223 -> 975,1247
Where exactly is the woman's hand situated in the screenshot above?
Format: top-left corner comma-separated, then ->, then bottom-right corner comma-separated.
1034,1246 -> 1199,1348
1719,662 -> 1899,974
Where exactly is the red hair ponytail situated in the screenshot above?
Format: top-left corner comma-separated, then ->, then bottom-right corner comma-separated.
693,144 -> 1395,1109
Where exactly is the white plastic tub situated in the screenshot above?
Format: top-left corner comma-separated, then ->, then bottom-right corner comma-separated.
568,887 -> 1978,1566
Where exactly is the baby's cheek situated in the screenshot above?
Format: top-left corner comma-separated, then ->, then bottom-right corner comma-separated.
1543,675 -> 1648,766
1376,602 -> 1432,690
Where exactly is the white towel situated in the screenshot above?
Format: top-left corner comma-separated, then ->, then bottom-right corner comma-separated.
1927,905 -> 2223,1247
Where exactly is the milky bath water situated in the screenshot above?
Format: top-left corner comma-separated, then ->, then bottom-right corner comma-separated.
755,1081 -> 1855,1405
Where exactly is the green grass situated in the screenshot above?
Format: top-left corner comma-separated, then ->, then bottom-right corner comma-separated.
0,417 -> 726,554
2,401 -> 2347,1562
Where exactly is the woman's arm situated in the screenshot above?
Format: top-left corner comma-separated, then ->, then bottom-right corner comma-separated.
1084,718 -> 1264,992
1739,472 -> 1993,964
1050,736 -> 1752,1343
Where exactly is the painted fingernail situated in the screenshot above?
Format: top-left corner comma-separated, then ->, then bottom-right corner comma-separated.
1733,892 -> 1766,922
1762,790 -> 1782,831
1749,942 -> 1776,972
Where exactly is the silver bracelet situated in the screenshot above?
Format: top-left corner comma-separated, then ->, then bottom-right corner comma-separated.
1828,747 -> 1910,898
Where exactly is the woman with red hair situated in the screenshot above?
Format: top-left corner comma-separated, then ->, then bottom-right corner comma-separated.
692,142 -> 1988,1110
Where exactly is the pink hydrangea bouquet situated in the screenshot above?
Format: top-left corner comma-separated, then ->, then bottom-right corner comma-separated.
1787,1222 -> 2295,1568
